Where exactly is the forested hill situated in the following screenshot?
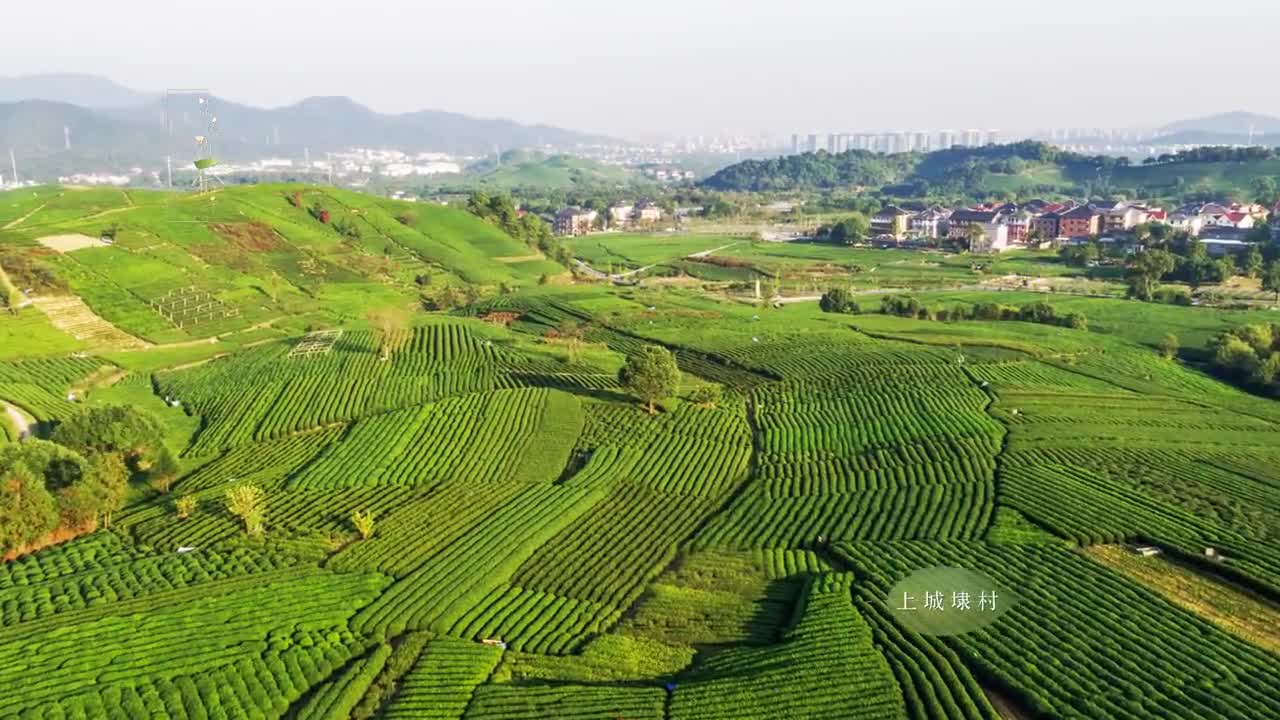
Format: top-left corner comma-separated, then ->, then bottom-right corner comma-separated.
699,141 -> 1280,199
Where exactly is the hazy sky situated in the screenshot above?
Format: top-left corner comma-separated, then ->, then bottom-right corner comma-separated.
5,0 -> 1279,138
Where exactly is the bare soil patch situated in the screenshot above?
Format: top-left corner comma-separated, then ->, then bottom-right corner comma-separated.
36,234 -> 109,253
208,222 -> 286,252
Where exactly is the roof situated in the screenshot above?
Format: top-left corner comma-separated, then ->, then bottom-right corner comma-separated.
1225,211 -> 1248,223
949,209 -> 999,223
1061,206 -> 1099,220
875,205 -> 912,217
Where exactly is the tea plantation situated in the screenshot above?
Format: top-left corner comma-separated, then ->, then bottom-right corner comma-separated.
1,184 -> 1277,719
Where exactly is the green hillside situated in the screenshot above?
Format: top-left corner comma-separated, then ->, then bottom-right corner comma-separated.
1,187 -> 1278,719
436,153 -> 651,192
0,184 -> 565,347
702,141 -> 1280,200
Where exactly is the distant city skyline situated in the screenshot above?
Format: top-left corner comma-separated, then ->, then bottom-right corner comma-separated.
4,0 -> 1280,138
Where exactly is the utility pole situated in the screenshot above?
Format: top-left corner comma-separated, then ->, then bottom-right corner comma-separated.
64,127 -> 71,151
9,149 -> 17,185
166,155 -> 173,188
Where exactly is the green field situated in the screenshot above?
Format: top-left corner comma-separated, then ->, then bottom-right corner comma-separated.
1,185 -> 1278,719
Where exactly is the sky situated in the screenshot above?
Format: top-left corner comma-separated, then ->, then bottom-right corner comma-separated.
4,0 -> 1280,139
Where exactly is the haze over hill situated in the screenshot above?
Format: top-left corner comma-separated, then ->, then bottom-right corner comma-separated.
0,74 -> 616,166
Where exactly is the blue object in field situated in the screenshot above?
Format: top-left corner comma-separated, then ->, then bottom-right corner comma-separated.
665,682 -> 677,693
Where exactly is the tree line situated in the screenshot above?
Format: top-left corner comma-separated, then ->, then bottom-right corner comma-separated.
0,406 -> 177,555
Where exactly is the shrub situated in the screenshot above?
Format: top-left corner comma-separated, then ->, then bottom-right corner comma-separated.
351,509 -> 376,540
818,288 -> 859,314
689,385 -> 723,409
226,484 -> 266,536
175,495 -> 197,520
1063,313 -> 1088,330
1159,334 -> 1179,360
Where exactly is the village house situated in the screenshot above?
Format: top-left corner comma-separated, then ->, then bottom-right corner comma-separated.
871,205 -> 913,239
1033,211 -> 1061,240
1058,206 -> 1101,239
909,208 -> 950,239
553,207 -> 598,236
607,202 -> 635,228
634,200 -> 664,225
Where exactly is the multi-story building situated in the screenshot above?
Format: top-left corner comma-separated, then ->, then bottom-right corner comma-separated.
871,205 -> 913,239
909,208 -> 950,239
1058,206 -> 1101,238
634,200 -> 663,225
607,202 -> 635,228
553,208 -> 598,236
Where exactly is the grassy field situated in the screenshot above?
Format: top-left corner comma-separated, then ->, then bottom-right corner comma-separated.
1,184 -> 1278,719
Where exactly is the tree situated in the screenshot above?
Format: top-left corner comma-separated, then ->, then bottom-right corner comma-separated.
1125,249 -> 1176,300
1263,261 -> 1280,303
618,345 -> 681,414
225,484 -> 266,536
964,224 -> 988,252
82,452 -> 128,529
350,509 -> 376,540
365,307 -> 410,361
0,461 -> 58,556
51,405 -> 177,486
1159,333 -> 1179,360
1244,244 -> 1265,279
819,287 -> 860,314
1251,176 -> 1278,205
688,385 -> 723,409
828,213 -> 870,245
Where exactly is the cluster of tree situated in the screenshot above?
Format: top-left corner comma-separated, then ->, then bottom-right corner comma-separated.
819,287 -> 861,314
1207,323 -> 1280,395
880,295 -> 1086,329
700,141 -> 1126,196
465,192 -> 571,267
1141,146 -> 1278,166
1124,241 -> 1280,301
700,150 -> 916,192
0,406 -> 176,555
816,213 -> 871,246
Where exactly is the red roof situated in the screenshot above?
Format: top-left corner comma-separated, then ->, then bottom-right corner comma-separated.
1147,210 -> 1167,220
1226,211 -> 1247,223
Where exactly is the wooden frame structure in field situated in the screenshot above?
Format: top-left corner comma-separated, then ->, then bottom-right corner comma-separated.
289,329 -> 344,358
148,286 -> 241,328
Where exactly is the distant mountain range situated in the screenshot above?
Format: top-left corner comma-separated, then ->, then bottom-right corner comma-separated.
1161,111 -> 1280,136
0,73 -> 614,173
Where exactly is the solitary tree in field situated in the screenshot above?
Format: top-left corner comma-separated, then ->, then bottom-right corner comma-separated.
226,484 -> 266,537
350,509 -> 376,540
366,307 -> 410,361
175,495 -> 197,520
619,345 -> 681,415
828,213 -> 870,246
1159,334 -> 1179,360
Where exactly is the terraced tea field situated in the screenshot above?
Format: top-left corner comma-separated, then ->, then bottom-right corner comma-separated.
2,185 -> 1278,719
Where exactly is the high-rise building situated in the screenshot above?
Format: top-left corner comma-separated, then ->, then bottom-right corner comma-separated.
807,134 -> 820,153
987,129 -> 1001,146
914,132 -> 930,153
791,134 -> 801,155
940,130 -> 956,149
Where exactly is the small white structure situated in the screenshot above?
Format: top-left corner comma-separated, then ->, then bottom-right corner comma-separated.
1133,545 -> 1162,557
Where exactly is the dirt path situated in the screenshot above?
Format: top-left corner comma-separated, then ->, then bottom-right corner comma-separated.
3,402 -> 35,439
2,197 -> 56,230
494,253 -> 546,264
